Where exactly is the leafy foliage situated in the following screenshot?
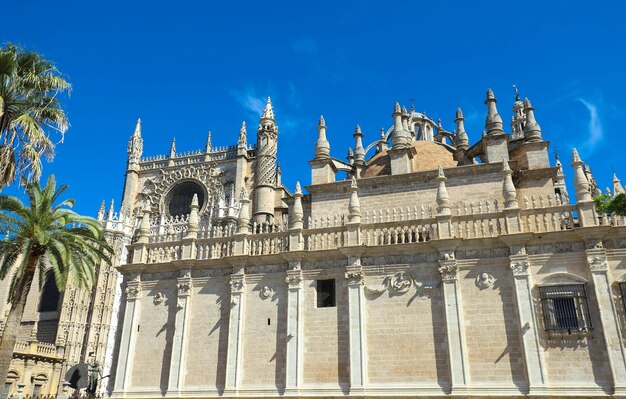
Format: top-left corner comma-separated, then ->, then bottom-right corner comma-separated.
0,43 -> 71,188
0,175 -> 113,302
593,193 -> 626,217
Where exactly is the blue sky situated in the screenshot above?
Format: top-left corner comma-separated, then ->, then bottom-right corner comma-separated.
3,0 -> 626,215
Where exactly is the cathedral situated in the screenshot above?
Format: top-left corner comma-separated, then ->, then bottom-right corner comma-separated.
2,88 -> 626,399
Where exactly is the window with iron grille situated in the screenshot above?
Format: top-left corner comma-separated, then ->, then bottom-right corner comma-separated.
539,284 -> 592,334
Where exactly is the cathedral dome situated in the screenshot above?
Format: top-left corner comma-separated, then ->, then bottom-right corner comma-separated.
361,140 -> 457,177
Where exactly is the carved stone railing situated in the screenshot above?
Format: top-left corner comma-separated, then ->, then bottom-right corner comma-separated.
146,243 -> 182,263
304,226 -> 346,250
197,237 -> 235,259
362,219 -> 437,245
12,340 -> 63,361
520,204 -> 575,233
148,215 -> 189,243
247,231 -> 290,255
452,212 -> 505,239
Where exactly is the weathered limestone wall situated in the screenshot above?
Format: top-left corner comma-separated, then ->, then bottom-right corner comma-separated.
183,275 -> 229,389
130,281 -> 176,390
241,272 -> 287,388
458,257 -> 525,386
364,260 -> 447,386
301,265 -> 349,386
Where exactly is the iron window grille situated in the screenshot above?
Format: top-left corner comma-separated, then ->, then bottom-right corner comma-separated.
539,284 -> 592,334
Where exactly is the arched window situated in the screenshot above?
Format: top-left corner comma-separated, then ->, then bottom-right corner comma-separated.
39,274 -> 61,312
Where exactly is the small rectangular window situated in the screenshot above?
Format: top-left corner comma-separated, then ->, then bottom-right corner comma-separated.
316,279 -> 336,308
539,284 -> 592,334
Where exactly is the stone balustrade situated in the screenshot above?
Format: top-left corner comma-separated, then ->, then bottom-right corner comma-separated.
126,195 -> 598,264
12,340 -> 64,361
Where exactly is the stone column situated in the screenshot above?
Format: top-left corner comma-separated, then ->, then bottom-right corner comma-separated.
224,270 -> 246,392
168,269 -> 193,391
285,261 -> 303,394
113,273 -> 142,392
505,237 -> 547,393
583,234 -> 626,394
437,250 -> 469,393
344,256 -> 367,391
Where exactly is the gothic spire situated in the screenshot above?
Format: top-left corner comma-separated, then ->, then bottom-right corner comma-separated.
454,107 -> 469,149
314,115 -> 331,159
97,200 -> 106,221
127,118 -> 143,164
107,199 -> 115,219
484,88 -> 504,134
261,97 -> 275,123
523,98 -> 543,142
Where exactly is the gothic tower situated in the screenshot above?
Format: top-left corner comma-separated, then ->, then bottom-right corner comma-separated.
121,119 -> 143,214
253,98 -> 278,222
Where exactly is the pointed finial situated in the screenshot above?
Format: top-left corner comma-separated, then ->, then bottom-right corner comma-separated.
572,148 -> 581,164
314,115 -> 330,159
239,187 -> 248,201
295,181 -> 302,195
380,127 -> 385,138
170,137 -> 176,157
204,130 -> 213,152
350,176 -> 358,190
454,107 -> 469,150
484,88 -> 503,134
191,193 -> 199,208
238,121 -> 247,148
318,115 -> 326,127
501,159 -> 518,208
394,102 -> 402,114
261,97 -> 275,121
401,105 -> 408,115
523,97 -> 542,142
436,165 -> 446,181
348,176 -> 361,222
502,158 -> 511,173
456,107 -> 463,120
513,85 -> 520,101
97,200 -> 106,221
353,124 -> 365,164
354,124 -> 362,135
134,118 -> 142,137
437,118 -> 443,128
435,166 -> 450,215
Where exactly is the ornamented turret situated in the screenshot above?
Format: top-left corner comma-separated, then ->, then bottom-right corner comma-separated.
353,125 -> 365,166
107,199 -> 115,220
454,108 -> 469,150
501,160 -> 518,209
254,97 -> 279,222
614,173 -> 625,195
127,118 -> 143,165
484,88 -> 504,135
572,148 -> 591,202
314,115 -> 331,159
238,121 -> 247,149
392,102 -> 411,149
523,98 -> 542,142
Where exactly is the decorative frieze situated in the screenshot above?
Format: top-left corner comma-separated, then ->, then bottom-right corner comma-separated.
361,253 -> 438,266
142,272 -> 176,281
456,247 -> 509,260
526,241 -> 584,255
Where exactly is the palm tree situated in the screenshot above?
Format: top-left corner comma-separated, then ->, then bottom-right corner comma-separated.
0,175 -> 113,386
0,43 -> 71,188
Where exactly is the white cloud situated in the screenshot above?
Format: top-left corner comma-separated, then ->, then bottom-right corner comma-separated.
578,98 -> 603,151
231,90 -> 265,117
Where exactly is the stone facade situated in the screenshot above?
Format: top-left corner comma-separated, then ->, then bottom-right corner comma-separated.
7,90 -> 626,399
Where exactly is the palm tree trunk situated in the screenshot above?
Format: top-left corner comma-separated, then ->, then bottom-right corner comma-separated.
0,254 -> 38,387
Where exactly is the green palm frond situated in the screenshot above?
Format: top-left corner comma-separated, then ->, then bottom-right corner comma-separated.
0,43 -> 71,187
0,174 -> 113,302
